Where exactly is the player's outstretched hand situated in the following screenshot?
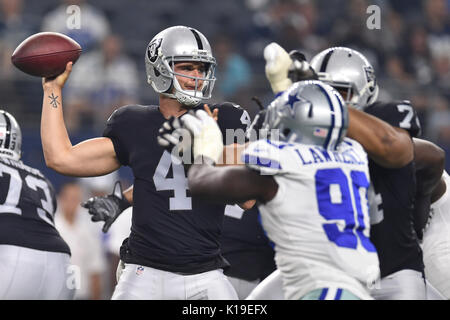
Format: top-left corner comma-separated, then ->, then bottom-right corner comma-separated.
264,42 -> 293,94
81,181 -> 131,233
181,110 -> 223,164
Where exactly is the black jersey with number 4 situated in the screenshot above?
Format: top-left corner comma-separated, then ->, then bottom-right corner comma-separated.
0,157 -> 70,254
365,101 -> 423,278
104,102 -> 250,274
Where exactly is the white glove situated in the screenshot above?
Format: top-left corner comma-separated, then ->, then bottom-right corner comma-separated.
181,110 -> 223,163
264,42 -> 293,94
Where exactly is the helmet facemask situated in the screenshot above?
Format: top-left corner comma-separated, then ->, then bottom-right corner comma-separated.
317,74 -> 378,110
264,98 -> 313,143
165,57 -> 216,107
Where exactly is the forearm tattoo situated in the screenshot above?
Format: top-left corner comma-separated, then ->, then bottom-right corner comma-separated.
48,93 -> 60,108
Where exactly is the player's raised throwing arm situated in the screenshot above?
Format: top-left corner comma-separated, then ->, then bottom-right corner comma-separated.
41,62 -> 120,176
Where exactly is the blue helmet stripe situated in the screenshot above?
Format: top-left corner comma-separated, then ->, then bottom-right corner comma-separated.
314,83 -> 335,149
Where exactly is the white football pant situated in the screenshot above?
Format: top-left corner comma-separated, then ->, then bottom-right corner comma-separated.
370,269 -> 426,300
246,269 -> 284,300
0,244 -> 75,300
422,171 -> 450,299
226,276 -> 260,300
112,262 -> 238,300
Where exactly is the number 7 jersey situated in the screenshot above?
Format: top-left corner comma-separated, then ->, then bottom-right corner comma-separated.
243,138 -> 379,300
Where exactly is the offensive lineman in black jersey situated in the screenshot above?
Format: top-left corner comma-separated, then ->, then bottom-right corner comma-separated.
0,110 -> 73,299
39,25 -> 257,299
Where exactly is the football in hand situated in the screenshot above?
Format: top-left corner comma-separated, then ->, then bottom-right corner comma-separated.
11,32 -> 82,78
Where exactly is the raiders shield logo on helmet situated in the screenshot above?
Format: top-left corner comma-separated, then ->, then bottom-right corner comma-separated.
364,66 -> 376,85
147,38 -> 162,63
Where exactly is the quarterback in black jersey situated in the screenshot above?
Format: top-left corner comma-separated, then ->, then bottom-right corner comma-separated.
84,103 -> 275,299
41,26 -> 249,299
0,110 -> 73,299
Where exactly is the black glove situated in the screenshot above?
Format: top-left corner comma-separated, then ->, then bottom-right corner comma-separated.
157,115 -> 194,164
81,181 -> 131,233
288,50 -> 319,82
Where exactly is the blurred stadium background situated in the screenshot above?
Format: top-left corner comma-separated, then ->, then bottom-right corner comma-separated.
1,0 -> 449,190
0,0 -> 449,299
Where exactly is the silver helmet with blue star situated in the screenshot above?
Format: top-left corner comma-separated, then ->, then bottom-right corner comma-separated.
263,80 -> 348,150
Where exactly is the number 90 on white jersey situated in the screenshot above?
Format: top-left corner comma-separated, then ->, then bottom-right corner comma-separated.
243,138 -> 380,299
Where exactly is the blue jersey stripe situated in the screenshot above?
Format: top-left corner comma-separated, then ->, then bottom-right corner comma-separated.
242,154 -> 282,169
265,139 -> 294,149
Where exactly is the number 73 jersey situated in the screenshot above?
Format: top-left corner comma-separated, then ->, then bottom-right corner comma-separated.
0,157 -> 70,255
243,138 -> 380,300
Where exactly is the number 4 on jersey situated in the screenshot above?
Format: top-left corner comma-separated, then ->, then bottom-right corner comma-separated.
153,151 -> 192,211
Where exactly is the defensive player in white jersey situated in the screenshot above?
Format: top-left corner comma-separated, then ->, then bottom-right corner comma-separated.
422,170 -> 450,299
176,81 -> 380,300
244,43 -> 421,300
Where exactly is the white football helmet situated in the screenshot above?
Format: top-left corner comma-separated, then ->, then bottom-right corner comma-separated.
0,110 -> 22,160
310,47 -> 379,110
145,26 -> 216,107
